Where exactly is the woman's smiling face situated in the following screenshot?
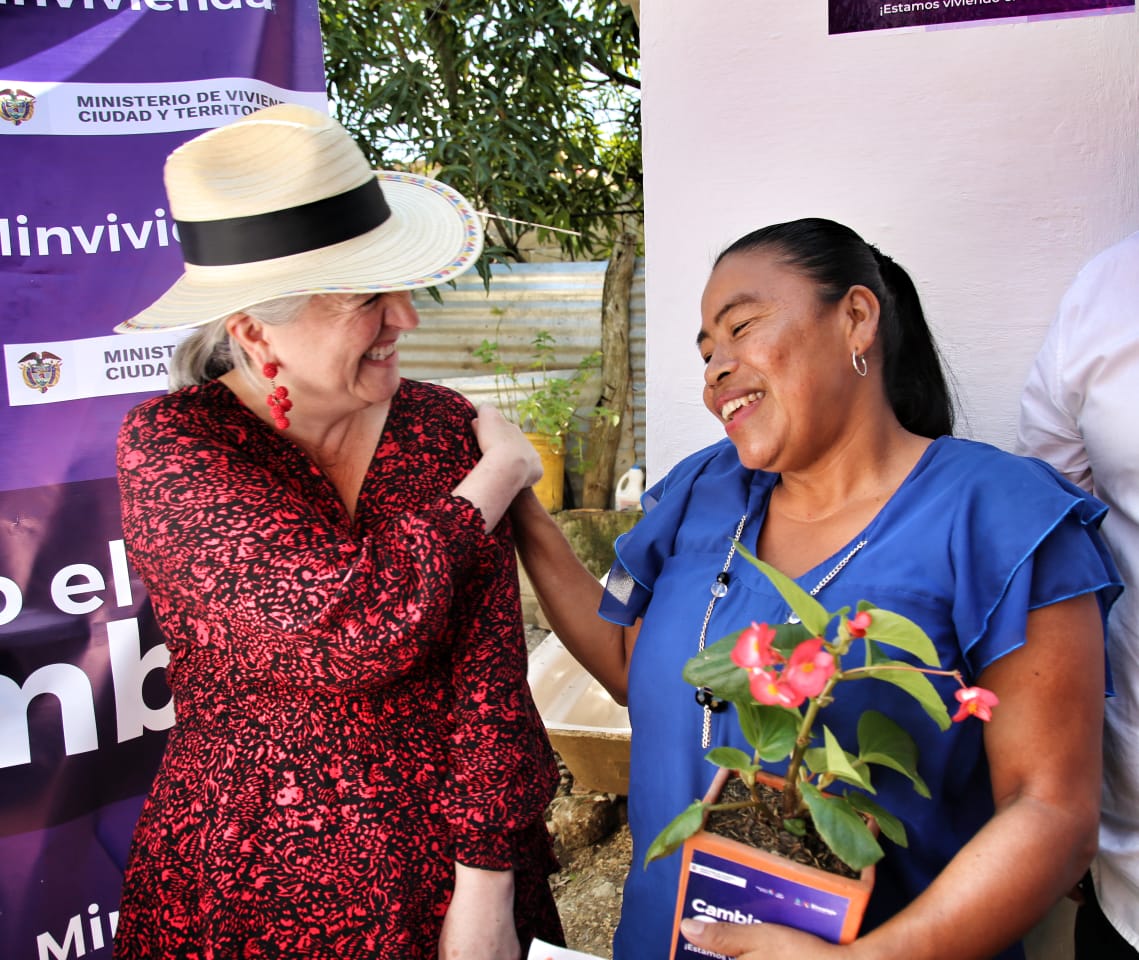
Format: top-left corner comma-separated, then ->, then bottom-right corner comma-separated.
698,248 -> 857,473
269,290 -> 420,413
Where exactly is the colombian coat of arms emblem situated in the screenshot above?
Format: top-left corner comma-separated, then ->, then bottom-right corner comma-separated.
1,89 -> 37,126
18,352 -> 63,393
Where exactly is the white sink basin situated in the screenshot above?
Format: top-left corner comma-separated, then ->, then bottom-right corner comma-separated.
528,631 -> 631,795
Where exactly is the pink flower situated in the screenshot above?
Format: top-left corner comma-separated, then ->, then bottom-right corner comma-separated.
847,611 -> 873,638
952,686 -> 1000,723
748,668 -> 806,708
783,638 -> 836,699
732,621 -> 781,670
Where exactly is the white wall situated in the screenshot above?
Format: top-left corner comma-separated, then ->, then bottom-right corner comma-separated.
640,3 -> 1139,483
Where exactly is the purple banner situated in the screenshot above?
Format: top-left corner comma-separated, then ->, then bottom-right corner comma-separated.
0,6 -> 324,957
829,0 -> 1133,33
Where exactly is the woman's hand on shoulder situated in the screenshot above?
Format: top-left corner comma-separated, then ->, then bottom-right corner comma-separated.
471,404 -> 544,491
453,405 -> 543,530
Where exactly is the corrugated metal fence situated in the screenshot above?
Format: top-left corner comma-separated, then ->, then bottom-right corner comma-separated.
401,259 -> 647,471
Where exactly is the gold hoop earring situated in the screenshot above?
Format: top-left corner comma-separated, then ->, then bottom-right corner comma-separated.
852,351 -> 868,378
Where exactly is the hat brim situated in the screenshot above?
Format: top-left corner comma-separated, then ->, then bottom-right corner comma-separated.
115,171 -> 484,333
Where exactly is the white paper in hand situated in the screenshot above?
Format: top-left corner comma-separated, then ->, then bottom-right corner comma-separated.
526,938 -> 608,960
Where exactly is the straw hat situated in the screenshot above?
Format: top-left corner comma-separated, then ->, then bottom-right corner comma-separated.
115,104 -> 484,333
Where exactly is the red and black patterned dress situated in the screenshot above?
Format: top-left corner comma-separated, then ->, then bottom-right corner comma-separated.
113,378 -> 563,959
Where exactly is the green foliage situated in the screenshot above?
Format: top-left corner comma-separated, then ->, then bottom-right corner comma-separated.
854,710 -> 931,798
736,703 -> 801,763
647,550 -> 989,875
800,782 -> 883,872
705,747 -> 758,780
735,543 -> 833,637
854,603 -> 941,667
473,330 -> 619,460
643,799 -> 706,866
319,0 -> 642,269
861,642 -> 952,732
847,793 -> 908,848
683,631 -> 755,702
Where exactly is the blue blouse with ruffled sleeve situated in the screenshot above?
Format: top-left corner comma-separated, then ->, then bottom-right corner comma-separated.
603,436 -> 1120,960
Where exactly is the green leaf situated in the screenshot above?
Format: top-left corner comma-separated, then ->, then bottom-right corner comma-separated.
802,746 -> 826,776
861,608 -> 941,667
734,543 -> 831,636
736,703 -> 801,763
856,711 -> 931,798
705,747 -> 756,774
783,817 -> 807,837
644,800 -> 706,868
821,726 -> 874,792
861,643 -> 952,732
682,633 -> 752,704
846,793 -> 909,848
800,782 -> 884,873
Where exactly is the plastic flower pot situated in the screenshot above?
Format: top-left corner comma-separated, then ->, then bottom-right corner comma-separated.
669,767 -> 877,959
526,432 -> 566,513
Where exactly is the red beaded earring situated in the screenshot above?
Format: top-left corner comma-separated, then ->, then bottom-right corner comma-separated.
262,361 -> 292,429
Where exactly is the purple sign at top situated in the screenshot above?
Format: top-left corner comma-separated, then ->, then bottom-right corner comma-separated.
2,4 -> 325,87
829,0 -> 1133,33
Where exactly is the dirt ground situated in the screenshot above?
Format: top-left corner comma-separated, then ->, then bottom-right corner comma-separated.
549,811 -> 632,958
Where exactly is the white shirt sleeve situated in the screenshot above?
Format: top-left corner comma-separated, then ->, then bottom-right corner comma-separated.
1016,286 -> 1093,491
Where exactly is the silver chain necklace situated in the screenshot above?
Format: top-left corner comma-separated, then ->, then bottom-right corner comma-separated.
694,512 -> 868,749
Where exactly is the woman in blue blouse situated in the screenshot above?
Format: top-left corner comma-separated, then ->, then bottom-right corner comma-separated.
512,218 -> 1120,960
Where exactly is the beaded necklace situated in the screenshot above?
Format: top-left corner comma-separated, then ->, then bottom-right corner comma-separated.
694,512 -> 868,748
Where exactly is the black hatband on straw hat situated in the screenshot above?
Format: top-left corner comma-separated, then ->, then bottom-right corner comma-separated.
176,178 -> 392,267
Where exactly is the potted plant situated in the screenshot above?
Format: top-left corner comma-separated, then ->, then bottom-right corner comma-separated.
645,542 -> 999,958
473,330 -> 619,511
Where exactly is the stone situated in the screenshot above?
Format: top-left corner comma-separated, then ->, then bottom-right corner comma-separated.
546,793 -> 621,852
553,508 -> 642,578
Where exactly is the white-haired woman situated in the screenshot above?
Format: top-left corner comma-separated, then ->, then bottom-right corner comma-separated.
112,104 -> 564,960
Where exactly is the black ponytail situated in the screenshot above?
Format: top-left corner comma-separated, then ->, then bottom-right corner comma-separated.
716,218 -> 954,439
868,247 -> 953,439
